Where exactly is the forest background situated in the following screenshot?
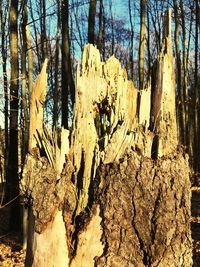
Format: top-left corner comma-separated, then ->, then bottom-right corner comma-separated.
0,0 -> 199,248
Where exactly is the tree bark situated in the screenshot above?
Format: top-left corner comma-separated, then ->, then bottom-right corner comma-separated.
53,0 -> 61,129
21,10 -> 192,267
88,0 -> 97,44
7,0 -> 20,232
39,0 -> 48,61
139,0 -> 147,90
128,0 -> 134,80
61,0 -> 75,128
194,0 -> 200,172
0,1 -> 9,181
21,0 -> 29,161
173,0 -> 186,146
97,0 -> 104,57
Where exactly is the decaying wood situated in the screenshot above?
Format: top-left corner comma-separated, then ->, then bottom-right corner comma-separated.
95,149 -> 192,267
71,9 -> 176,216
150,9 -> 178,157
70,205 -> 103,267
29,59 -> 48,151
21,10 -> 192,267
22,59 -> 72,267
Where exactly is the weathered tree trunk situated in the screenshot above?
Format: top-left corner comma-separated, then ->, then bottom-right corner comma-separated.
21,10 -> 192,267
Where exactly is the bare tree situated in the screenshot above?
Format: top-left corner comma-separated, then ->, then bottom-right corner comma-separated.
97,0 -> 105,57
53,0 -> 61,129
61,0 -> 75,128
139,0 -> 147,89
0,0 -> 9,177
194,0 -> 199,171
7,0 -> 20,231
128,0 -> 134,79
88,0 -> 97,44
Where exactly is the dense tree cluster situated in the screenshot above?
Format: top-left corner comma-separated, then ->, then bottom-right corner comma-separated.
0,0 -> 199,237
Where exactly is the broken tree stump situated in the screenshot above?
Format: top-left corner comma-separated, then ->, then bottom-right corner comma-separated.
21,10 -> 192,267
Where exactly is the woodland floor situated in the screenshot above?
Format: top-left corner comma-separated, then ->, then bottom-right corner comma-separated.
0,182 -> 200,267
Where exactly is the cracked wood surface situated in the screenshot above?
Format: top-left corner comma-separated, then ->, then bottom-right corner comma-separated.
21,10 -> 192,267
95,149 -> 192,267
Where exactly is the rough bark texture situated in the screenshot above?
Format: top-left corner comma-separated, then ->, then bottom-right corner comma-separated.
88,0 -> 97,44
22,60 -> 71,266
21,10 -> 192,267
94,149 -> 192,267
7,0 -> 20,231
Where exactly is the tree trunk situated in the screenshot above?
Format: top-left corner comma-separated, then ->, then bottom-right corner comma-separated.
139,0 -> 147,90
21,10 -> 192,267
7,0 -> 20,232
97,0 -> 104,57
128,0 -> 134,80
40,0 -> 48,61
180,0 -> 189,148
0,1 -> 9,181
88,0 -> 97,44
53,0 -> 61,129
173,0 -> 186,147
61,0 -> 75,128
30,1 -> 41,71
109,0 -> 115,55
194,0 -> 200,172
21,0 -> 29,161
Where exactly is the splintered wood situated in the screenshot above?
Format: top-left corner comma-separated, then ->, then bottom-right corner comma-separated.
21,10 -> 192,267
29,59 -> 48,151
151,9 -> 178,156
22,59 -> 71,267
71,10 -> 177,215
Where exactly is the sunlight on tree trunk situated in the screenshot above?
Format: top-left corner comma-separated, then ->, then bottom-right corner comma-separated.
139,0 -> 147,90
21,10 -> 192,267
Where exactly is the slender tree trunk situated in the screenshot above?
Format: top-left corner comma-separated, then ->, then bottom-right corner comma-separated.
173,0 -> 186,146
72,0 -> 83,50
88,0 -> 97,44
53,0 -> 61,129
20,2 -> 30,246
26,23 -> 33,98
180,0 -> 189,149
7,0 -> 20,232
61,0 -> 75,128
128,0 -> 134,80
30,1 -> 41,71
40,0 -> 48,61
139,0 -> 147,90
0,2 -> 9,181
194,0 -> 199,172
147,4 -> 151,81
97,0 -> 104,56
109,0 -> 115,55
186,4 -> 194,165
21,0 -> 29,161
